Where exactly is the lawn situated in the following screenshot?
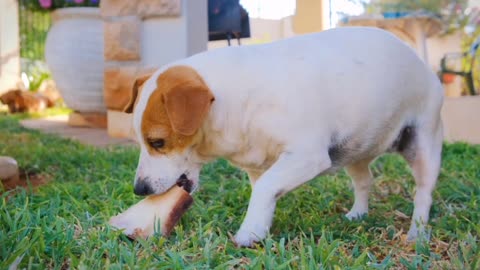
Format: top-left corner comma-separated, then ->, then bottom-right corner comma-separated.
0,113 -> 479,269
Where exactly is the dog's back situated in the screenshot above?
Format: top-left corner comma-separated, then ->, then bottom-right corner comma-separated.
177,27 -> 443,169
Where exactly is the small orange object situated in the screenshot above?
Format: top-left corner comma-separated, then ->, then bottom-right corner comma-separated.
442,73 -> 456,84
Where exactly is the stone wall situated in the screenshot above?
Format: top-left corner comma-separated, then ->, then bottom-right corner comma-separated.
101,0 -> 182,111
100,0 -> 207,138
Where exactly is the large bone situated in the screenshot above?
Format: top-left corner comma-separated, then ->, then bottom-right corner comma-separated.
109,185 -> 193,239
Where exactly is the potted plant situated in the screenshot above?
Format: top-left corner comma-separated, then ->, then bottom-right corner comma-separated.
31,0 -> 106,113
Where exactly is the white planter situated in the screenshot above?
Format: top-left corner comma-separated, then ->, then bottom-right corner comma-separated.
45,7 -> 105,113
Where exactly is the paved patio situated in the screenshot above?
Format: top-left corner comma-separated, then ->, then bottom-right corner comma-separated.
20,115 -> 137,147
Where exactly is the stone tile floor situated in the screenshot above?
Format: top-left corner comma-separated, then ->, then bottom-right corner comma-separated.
20,115 -> 136,148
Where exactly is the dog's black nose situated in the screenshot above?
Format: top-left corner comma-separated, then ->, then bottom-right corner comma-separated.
134,180 -> 154,196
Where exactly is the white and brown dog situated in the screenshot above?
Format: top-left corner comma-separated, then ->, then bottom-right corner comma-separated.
123,27 -> 443,247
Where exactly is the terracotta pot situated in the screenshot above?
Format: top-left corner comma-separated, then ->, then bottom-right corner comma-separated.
442,73 -> 456,84
45,7 -> 105,112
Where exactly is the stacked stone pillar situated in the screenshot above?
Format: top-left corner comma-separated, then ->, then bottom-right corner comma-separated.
100,0 -> 207,138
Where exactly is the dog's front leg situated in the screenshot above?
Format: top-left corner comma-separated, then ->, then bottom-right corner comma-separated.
234,151 -> 332,247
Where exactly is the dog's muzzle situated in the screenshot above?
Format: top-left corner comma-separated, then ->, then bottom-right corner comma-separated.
133,178 -> 154,196
133,174 -> 193,196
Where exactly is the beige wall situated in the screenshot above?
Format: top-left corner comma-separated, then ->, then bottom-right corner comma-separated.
142,0 -> 207,68
0,0 -> 20,94
426,31 -> 464,96
442,96 -> 480,144
293,0 -> 324,34
426,32 -> 463,73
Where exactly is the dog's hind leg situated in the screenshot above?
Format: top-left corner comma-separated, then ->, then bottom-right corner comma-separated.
345,158 -> 373,220
403,121 -> 443,241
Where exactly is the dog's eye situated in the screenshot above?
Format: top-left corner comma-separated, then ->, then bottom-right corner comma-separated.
148,139 -> 165,149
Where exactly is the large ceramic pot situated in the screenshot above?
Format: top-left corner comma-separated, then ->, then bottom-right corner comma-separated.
45,7 -> 105,112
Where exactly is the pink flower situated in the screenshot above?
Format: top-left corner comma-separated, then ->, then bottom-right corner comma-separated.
74,0 -> 84,3
38,0 -> 52,8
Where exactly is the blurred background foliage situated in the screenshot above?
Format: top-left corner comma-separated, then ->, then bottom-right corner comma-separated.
23,0 -> 100,12
353,0 -> 475,35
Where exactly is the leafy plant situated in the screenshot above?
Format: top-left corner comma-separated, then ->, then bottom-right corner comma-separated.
28,68 -> 51,92
20,60 -> 52,92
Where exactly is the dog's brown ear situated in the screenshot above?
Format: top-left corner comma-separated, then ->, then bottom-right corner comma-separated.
163,82 -> 214,136
123,73 -> 153,114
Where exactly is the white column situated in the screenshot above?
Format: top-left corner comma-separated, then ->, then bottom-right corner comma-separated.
0,0 -> 20,93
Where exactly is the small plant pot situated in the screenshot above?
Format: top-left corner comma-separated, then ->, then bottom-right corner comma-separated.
442,73 -> 456,84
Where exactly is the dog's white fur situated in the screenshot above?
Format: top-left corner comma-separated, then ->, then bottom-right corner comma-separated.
131,27 -> 443,246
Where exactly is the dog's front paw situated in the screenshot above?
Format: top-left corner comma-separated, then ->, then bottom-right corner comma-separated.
406,224 -> 430,242
345,209 -> 367,220
234,230 -> 260,247
234,226 -> 268,247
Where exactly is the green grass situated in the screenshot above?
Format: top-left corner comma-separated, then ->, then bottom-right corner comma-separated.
0,114 -> 479,269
